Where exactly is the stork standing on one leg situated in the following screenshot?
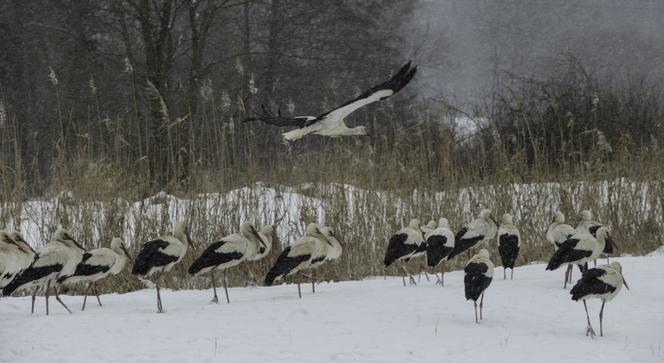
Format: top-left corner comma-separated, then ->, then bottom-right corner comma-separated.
497,213 -> 521,280
131,221 -> 192,313
546,227 -> 612,289
464,249 -> 494,323
2,228 -> 86,315
244,61 -> 416,148
447,210 -> 498,261
188,223 -> 267,303
425,218 -> 455,286
546,212 -> 576,286
383,219 -> 424,286
264,223 -> 329,298
576,210 -> 614,264
570,261 -> 629,337
58,237 -> 131,310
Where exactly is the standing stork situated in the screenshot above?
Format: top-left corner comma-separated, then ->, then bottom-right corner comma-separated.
131,221 -> 192,313
383,219 -> 424,286
264,223 -> 328,298
464,249 -> 494,323
244,62 -> 417,147
245,224 -> 275,285
425,218 -> 455,286
304,226 -> 343,293
1,232 -> 37,298
2,228 -> 86,315
547,212 -> 577,286
570,261 -> 629,337
497,213 -> 521,280
58,237 -> 132,310
447,210 -> 498,261
577,210 -> 614,264
546,227 -> 612,288
188,223 -> 266,303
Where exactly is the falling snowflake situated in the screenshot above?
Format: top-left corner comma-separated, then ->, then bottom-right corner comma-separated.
248,74 -> 258,95
48,67 -> 58,86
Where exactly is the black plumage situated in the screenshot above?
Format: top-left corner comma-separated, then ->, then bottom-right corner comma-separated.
2,263 -> 63,296
383,233 -> 417,267
464,262 -> 492,301
57,253 -> 111,283
131,240 -> 179,276
570,268 -> 616,301
188,241 -> 244,275
264,247 -> 311,286
426,235 -> 453,267
545,238 -> 592,271
498,235 -> 520,269
447,227 -> 483,260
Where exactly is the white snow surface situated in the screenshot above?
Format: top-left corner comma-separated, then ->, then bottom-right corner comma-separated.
2,256 -> 662,363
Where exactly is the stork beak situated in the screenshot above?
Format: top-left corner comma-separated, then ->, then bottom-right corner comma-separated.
72,238 -> 86,251
491,217 -> 498,226
185,231 -> 194,247
622,275 -> 630,290
251,228 -> 267,249
611,238 -> 619,251
121,244 -> 133,262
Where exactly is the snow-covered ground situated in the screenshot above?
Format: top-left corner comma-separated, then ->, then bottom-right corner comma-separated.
2,255 -> 662,363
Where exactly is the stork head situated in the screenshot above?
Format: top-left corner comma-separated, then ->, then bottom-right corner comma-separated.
478,249 -> 490,259
110,237 -> 132,262
580,210 -> 592,222
241,222 -> 267,249
501,213 -> 513,225
349,126 -> 368,136
480,209 -> 497,226
53,228 -> 86,251
260,224 -> 275,242
425,220 -> 437,229
437,218 -> 449,228
320,226 -> 343,247
0,230 -> 19,249
553,211 -> 566,224
10,231 -> 35,255
608,261 -> 629,290
305,223 -> 322,236
174,221 -> 192,246
408,219 -> 421,230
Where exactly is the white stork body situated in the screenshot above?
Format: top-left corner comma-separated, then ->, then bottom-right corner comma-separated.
497,214 -> 521,280
547,212 -> 576,249
264,223 -> 328,298
2,228 -> 86,315
245,62 -> 417,143
132,221 -> 191,313
0,230 -> 24,292
58,238 -> 131,310
546,227 -> 611,288
570,262 -> 629,337
383,219 -> 425,286
425,218 -> 455,286
576,210 -> 613,263
188,223 -> 266,303
447,209 -> 498,260
464,249 -> 494,323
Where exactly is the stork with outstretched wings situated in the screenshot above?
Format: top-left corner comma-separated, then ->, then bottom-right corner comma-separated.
244,61 -> 417,142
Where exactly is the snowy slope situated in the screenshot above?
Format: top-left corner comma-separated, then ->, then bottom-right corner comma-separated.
1,256 -> 662,363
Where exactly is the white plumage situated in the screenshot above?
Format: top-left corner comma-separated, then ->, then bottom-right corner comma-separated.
425,218 -> 455,286
570,261 -> 629,337
58,237 -> 131,310
188,222 -> 267,303
2,228 -> 86,315
447,209 -> 498,260
383,219 -> 425,286
131,221 -> 192,313
546,212 -> 576,249
576,210 -> 613,263
546,227 -> 612,288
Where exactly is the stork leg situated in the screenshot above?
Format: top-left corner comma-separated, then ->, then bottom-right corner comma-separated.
474,301 -> 479,323
402,275 -> 406,287
311,272 -> 315,294
593,260 -> 596,268
93,284 -> 102,306
479,292 -> 485,321
297,282 -> 302,298
599,300 -> 606,337
583,300 -> 596,338
155,272 -> 164,313
54,286 -> 72,314
435,269 -> 444,287
31,288 -> 37,315
401,264 -> 416,285
45,280 -> 51,315
210,271 -> 219,304
82,282 -> 92,311
223,270 -> 230,304
511,268 -> 514,280
503,267 -> 506,280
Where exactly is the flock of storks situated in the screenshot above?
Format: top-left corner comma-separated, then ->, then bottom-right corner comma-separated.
0,61 -> 628,338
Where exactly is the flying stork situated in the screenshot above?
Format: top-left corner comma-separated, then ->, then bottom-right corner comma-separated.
570,261 -> 629,337
497,213 -> 521,280
244,61 -> 417,146
2,228 -> 86,315
58,237 -> 132,310
447,209 -> 498,261
425,218 -> 455,286
383,219 -> 425,286
464,249 -> 494,323
131,221 -> 192,313
188,222 -> 267,303
546,227 -> 612,288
